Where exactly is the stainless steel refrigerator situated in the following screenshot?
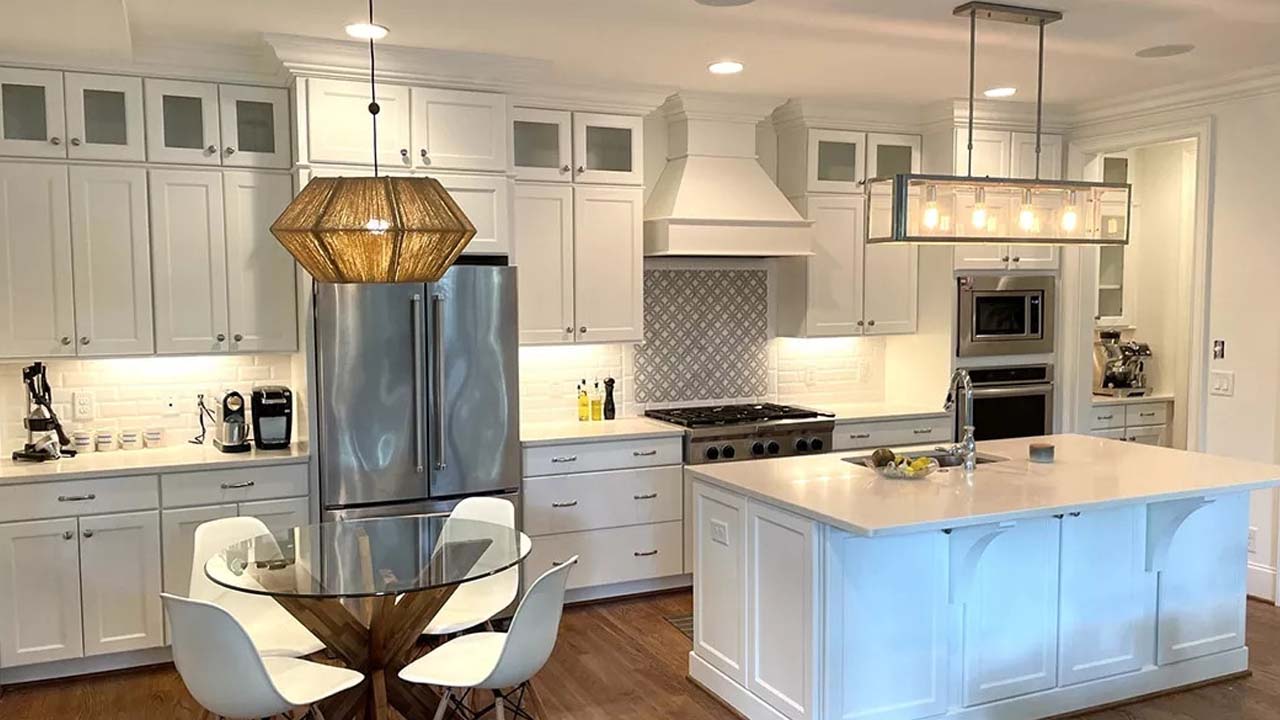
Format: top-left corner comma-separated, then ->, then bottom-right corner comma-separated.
314,264 -> 521,522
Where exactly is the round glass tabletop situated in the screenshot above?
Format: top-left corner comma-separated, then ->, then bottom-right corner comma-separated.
206,515 -> 531,599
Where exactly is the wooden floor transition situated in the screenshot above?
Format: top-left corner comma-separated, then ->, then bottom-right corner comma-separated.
1,592 -> 1278,719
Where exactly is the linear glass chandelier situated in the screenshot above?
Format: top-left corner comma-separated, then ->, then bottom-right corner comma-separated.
866,2 -> 1132,246
270,0 -> 476,282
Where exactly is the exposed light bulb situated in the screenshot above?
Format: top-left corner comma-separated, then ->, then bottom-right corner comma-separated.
365,218 -> 391,233
1060,190 -> 1080,233
971,187 -> 987,230
1018,190 -> 1036,232
922,185 -> 940,231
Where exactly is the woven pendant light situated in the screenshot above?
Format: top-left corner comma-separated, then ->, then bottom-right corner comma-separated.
270,0 -> 475,283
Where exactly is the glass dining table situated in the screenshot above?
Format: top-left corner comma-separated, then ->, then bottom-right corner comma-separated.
206,514 -> 531,720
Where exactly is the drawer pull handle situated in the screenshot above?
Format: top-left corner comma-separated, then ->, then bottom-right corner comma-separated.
1139,412 -> 1157,417
849,432 -> 871,439
1097,414 -> 1114,420
551,500 -> 579,508
221,481 -> 256,489
1069,512 -> 1081,517
634,550 -> 659,558
551,455 -> 578,464
913,428 -> 933,435
633,450 -> 658,457
58,494 -> 96,502
633,493 -> 658,500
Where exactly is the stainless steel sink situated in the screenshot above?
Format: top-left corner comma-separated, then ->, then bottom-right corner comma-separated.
843,449 -> 1007,469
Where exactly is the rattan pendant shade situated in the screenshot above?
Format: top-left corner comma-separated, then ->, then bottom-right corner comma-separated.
270,175 -> 476,283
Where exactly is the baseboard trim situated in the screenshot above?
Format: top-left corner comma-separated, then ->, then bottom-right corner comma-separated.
690,646 -> 1249,720
1247,561 -> 1276,602
1,646 -> 173,686
565,574 -> 692,605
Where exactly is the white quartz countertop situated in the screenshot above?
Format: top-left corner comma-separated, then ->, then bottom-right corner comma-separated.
520,418 -> 684,447
0,442 -> 310,484
1091,392 -> 1175,407
822,402 -> 951,422
687,434 -> 1280,537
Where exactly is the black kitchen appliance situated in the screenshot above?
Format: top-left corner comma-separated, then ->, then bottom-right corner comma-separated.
213,391 -> 251,453
251,386 -> 293,450
12,362 -> 75,462
961,364 -> 1055,441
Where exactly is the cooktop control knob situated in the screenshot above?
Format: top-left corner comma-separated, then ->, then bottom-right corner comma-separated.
751,442 -> 766,456
810,438 -> 825,452
721,445 -> 736,460
794,438 -> 810,452
767,441 -> 781,455
705,446 -> 720,461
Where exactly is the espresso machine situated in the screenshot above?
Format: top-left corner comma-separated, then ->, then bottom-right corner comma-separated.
12,363 -> 75,462
213,390 -> 251,453
1093,330 -> 1153,397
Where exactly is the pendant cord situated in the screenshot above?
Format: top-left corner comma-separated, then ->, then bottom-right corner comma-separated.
1034,19 -> 1045,181
966,9 -> 976,178
368,0 -> 379,178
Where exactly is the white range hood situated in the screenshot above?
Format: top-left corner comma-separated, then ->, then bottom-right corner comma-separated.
644,93 -> 812,257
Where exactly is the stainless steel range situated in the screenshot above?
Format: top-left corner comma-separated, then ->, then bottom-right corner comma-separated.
644,403 -> 834,465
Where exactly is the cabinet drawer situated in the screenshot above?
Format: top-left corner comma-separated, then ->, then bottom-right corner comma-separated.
1126,403 -> 1168,428
0,475 -> 158,523
1089,405 -> 1125,430
524,466 -> 682,536
161,464 -> 308,507
833,416 -> 953,451
524,521 -> 684,591
523,437 -> 682,477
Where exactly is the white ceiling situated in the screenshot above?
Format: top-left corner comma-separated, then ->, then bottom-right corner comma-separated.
5,0 -> 1280,105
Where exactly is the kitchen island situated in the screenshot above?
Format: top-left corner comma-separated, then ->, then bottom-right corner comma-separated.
686,434 -> 1280,720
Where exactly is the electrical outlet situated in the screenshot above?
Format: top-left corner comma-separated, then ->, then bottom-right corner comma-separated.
163,394 -> 180,416
72,391 -> 94,421
1210,370 -> 1235,397
1248,526 -> 1258,554
711,519 -> 730,546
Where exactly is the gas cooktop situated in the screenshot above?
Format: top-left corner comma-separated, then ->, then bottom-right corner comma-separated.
645,403 -> 835,464
644,403 -> 825,429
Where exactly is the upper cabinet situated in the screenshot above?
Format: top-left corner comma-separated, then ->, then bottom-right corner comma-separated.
777,128 -> 865,196
867,133 -> 922,179
146,80 -> 290,169
0,162 -> 75,358
410,87 -> 507,172
0,68 -> 66,158
218,85 -> 291,169
511,107 -> 572,182
512,108 -> 643,186
64,73 -> 145,162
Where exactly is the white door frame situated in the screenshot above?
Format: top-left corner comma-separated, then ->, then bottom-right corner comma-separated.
1063,117 -> 1214,452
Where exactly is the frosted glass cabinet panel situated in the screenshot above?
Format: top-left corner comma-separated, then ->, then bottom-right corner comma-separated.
512,107 -> 572,182
64,73 -> 145,161
0,67 -> 66,158
866,133 -> 921,179
145,79 -> 221,165
572,113 -> 643,185
806,129 -> 865,194
218,85 -> 290,169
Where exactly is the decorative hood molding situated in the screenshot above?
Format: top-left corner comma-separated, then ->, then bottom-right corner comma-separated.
644,92 -> 812,258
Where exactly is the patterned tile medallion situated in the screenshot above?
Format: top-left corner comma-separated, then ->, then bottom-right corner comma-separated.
634,269 -> 769,403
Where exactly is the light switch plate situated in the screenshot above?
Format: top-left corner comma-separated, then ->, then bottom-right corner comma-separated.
72,391 -> 94,421
711,519 -> 729,546
1210,370 -> 1235,397
1249,526 -> 1258,554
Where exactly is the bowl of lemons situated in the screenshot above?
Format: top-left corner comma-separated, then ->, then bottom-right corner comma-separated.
864,448 -> 940,480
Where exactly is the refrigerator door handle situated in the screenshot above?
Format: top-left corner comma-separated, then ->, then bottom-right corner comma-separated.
432,293 -> 447,471
412,293 -> 426,473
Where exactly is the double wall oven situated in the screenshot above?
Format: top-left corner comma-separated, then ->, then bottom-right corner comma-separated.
962,364 -> 1055,441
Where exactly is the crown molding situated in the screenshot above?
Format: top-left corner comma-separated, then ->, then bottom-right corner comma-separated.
770,97 -> 925,134
919,98 -> 1071,134
660,91 -> 786,124
0,39 -> 286,87
1067,63 -> 1280,129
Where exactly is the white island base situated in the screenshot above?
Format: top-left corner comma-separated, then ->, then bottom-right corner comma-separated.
687,435 -> 1274,720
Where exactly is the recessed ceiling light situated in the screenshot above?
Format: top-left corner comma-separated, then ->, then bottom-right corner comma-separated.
345,22 -> 389,40
708,60 -> 745,75
983,86 -> 1017,98
1135,44 -> 1195,59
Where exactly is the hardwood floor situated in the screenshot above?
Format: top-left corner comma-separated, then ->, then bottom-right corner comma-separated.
1,592 -> 1278,719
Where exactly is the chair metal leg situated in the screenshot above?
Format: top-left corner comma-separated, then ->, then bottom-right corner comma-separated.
495,693 -> 507,720
434,688 -> 454,720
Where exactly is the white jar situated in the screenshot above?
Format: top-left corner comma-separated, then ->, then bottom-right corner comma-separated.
119,429 -> 143,451
71,430 -> 94,453
95,430 -> 116,452
143,428 -> 165,449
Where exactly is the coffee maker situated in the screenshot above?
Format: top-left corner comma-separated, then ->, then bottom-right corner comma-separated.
251,386 -> 293,450
1093,330 -> 1153,397
213,390 -> 251,453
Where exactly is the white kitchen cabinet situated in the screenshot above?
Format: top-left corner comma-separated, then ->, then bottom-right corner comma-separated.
1089,400 -> 1174,447
866,132 -> 921,179
523,521 -> 683,593
747,501 -> 818,720
0,67 -> 66,158
1058,506 -> 1155,686
806,129 -> 866,194
160,504 -> 238,594
572,185 -> 644,342
78,510 -> 164,657
524,466 -> 682,537
511,107 -> 572,182
0,517 -> 83,667
953,128 -> 1010,179
572,112 -> 643,186
63,73 -> 145,162
863,194 -> 918,334
1008,132 -> 1062,270
434,173 -> 511,255
833,414 -> 953,452
149,168 -> 229,354
0,162 -> 76,359
952,517 -> 1060,706
218,85 -> 291,169
1155,493 -> 1248,665
693,480 -> 749,686
514,183 -> 575,343
239,497 -> 310,535
144,79 -> 221,165
303,77 -> 411,168
410,87 -> 507,172
222,171 -> 298,352
824,528 -> 948,720
68,165 -> 154,356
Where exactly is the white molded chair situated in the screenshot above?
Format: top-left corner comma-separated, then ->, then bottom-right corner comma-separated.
191,516 -> 324,657
163,593 -> 362,720
422,496 -> 529,637
400,557 -> 578,720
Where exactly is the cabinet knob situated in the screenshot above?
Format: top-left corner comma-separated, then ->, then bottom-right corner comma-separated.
216,333 -> 227,342
560,164 -> 571,173
1012,256 -> 1021,262
60,336 -> 71,346
82,529 -> 94,539
1002,255 -> 1010,262
401,148 -> 409,159
579,326 -> 587,334
1094,314 -> 1102,321
225,146 -> 236,156
206,145 -> 218,155
70,137 -> 82,146
856,320 -> 865,327
420,149 -> 430,163
234,333 -> 244,342
50,136 -> 62,146
565,326 -> 573,334
576,165 -> 585,174
867,319 -> 876,327
62,530 -> 74,540
79,336 -> 90,345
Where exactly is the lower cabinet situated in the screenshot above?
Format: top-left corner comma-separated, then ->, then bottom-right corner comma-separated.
523,521 -> 682,592
79,511 -> 164,657
692,481 -> 748,685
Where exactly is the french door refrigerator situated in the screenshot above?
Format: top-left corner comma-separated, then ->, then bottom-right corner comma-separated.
314,264 -> 521,522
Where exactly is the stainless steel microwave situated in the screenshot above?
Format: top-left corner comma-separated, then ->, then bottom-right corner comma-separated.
958,275 -> 1055,357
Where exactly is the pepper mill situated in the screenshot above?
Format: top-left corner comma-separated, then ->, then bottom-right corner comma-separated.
603,377 -> 616,420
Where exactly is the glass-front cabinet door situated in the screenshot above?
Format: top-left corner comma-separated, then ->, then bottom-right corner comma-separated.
807,129 -> 866,194
64,73 -> 145,162
0,68 -> 66,158
218,85 -> 290,169
1096,155 -> 1136,326
144,79 -> 221,165
866,133 -> 920,179
572,112 -> 643,185
512,107 -> 572,182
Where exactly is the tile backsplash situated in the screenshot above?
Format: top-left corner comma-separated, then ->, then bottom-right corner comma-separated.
0,355 -> 297,453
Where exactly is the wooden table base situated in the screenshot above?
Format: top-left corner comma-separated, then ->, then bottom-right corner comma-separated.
276,585 -> 458,720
